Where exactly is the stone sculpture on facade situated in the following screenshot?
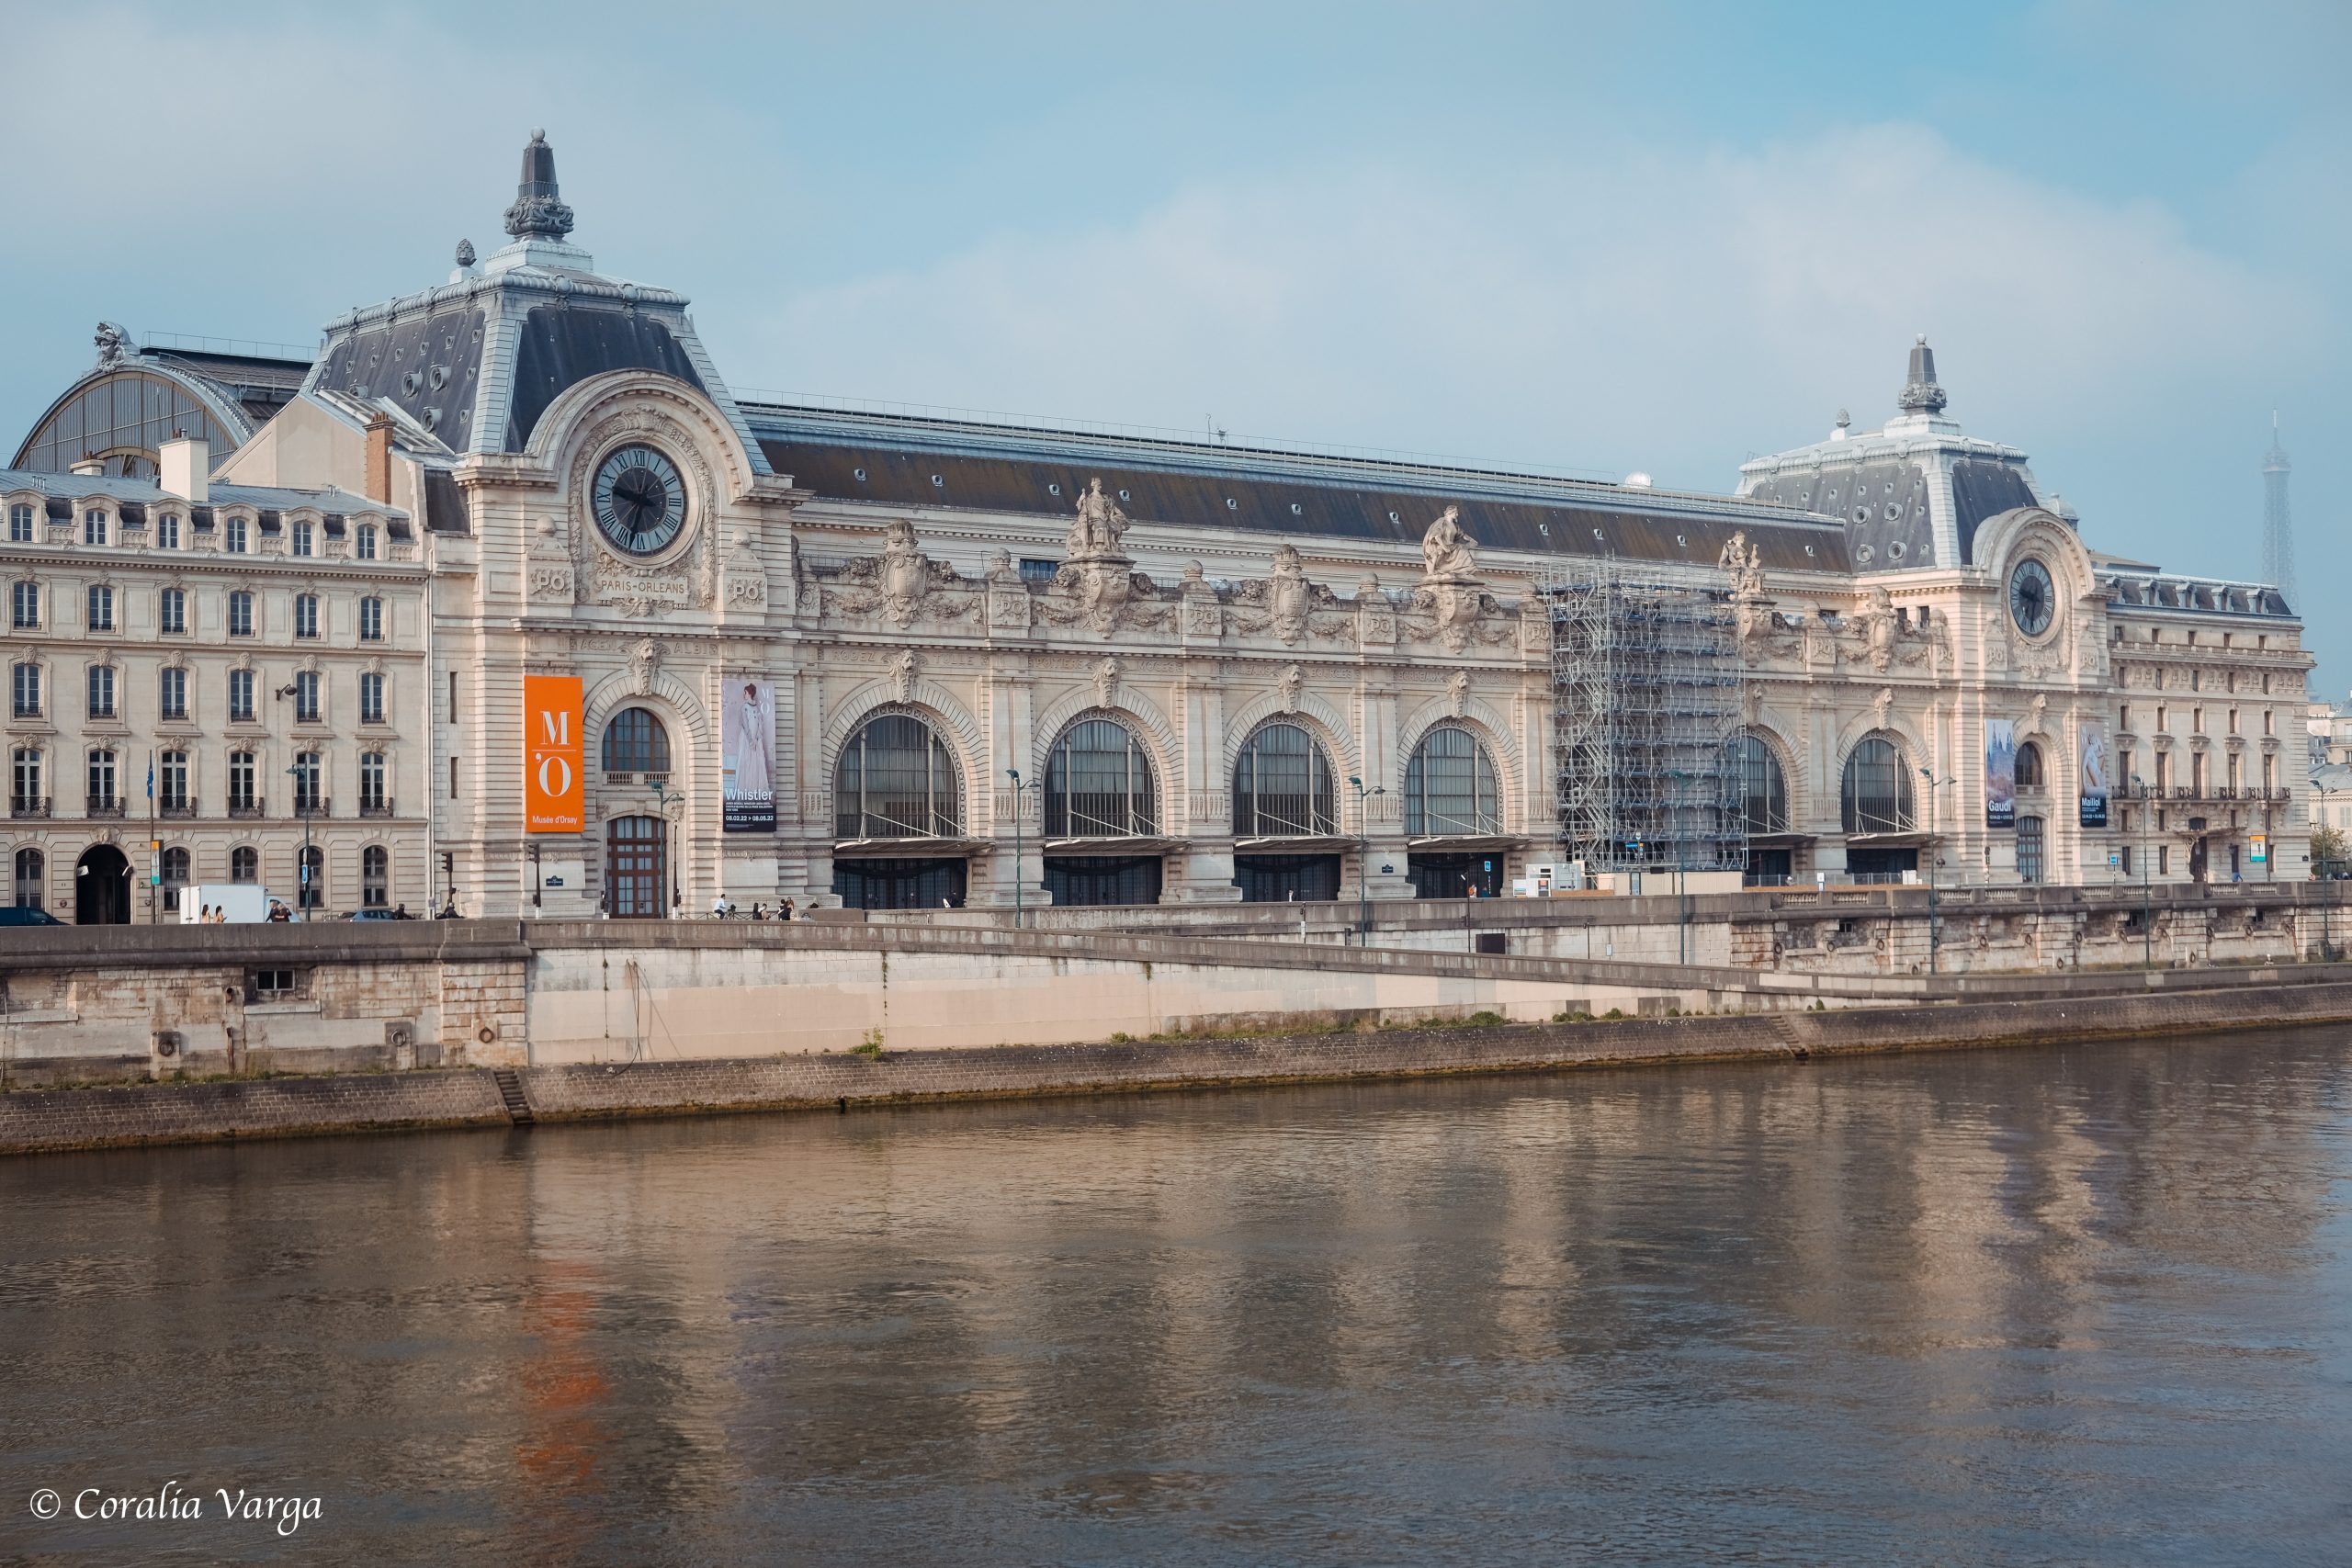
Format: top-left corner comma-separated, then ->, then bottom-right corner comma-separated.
1420,505 -> 1477,579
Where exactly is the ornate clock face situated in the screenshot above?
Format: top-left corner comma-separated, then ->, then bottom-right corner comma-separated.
2008,557 -> 2055,637
591,445 -> 686,557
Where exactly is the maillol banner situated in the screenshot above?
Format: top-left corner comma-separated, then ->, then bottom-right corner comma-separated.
1984,718 -> 2017,829
2079,719 -> 2110,829
524,675 -> 584,833
724,679 -> 776,833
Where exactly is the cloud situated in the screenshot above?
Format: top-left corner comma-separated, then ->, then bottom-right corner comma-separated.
755,123 -> 2320,491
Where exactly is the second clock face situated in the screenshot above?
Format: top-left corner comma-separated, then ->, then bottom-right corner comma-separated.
2009,557 -> 2055,637
592,445 -> 687,556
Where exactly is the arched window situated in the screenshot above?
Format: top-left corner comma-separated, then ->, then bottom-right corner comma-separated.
1733,734 -> 1788,833
835,713 -> 961,839
1045,719 -> 1157,837
161,847 -> 190,911
1840,736 -> 1915,833
1402,726 -> 1499,836
601,707 -> 671,777
362,845 -> 389,908
13,847 -> 42,909
2016,740 -> 2045,789
299,845 -> 324,910
230,846 -> 259,884
1233,723 -> 1338,837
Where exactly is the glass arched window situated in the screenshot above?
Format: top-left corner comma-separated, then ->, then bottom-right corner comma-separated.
1402,726 -> 1499,836
161,847 -> 190,911
13,847 -> 42,908
300,845 -> 324,910
1233,723 -> 1338,837
230,846 -> 259,884
601,707 -> 671,777
1045,719 -> 1157,837
2016,740 -> 2045,789
1840,736 -> 1915,833
1734,734 -> 1788,833
835,713 -> 961,840
362,845 -> 389,908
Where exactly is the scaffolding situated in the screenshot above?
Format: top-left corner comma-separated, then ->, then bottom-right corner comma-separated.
1541,562 -> 1746,874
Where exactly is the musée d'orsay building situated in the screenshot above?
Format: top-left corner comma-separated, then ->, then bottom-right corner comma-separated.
0,135 -> 2312,920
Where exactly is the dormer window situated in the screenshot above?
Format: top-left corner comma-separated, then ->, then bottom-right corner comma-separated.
7,504 -> 32,543
156,513 -> 181,549
83,509 -> 108,547
356,523 -> 378,561
292,520 -> 314,558
224,515 -> 248,554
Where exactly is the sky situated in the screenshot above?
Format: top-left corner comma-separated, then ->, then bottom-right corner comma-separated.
1,0 -> 2342,686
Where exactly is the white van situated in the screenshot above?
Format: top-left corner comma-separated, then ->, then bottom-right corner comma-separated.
179,885 -> 276,924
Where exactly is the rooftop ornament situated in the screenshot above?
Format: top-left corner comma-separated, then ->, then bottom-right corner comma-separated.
503,130 -> 576,242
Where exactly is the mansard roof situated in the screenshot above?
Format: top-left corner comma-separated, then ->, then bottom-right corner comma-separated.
748,402 -> 1853,573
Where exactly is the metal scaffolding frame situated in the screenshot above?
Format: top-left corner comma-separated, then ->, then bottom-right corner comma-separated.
1540,561 -> 1746,874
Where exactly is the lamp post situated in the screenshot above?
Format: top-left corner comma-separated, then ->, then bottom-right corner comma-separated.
2131,773 -> 2152,969
1346,776 -> 1386,948
1004,769 -> 1038,928
649,780 -> 684,918
1919,769 -> 1953,976
284,763 -> 312,922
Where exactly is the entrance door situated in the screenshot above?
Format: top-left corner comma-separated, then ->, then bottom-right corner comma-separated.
1042,855 -> 1162,907
605,815 -> 668,918
1233,854 -> 1341,903
832,857 -> 968,910
74,844 -> 130,924
1407,852 -> 1502,898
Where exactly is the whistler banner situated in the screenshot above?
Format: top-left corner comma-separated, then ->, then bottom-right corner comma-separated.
724,679 -> 776,833
523,675 -> 584,833
1984,718 -> 2017,829
2079,720 -> 2110,829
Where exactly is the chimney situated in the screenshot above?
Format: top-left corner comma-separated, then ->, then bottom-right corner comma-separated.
69,454 -> 104,478
159,433 -> 209,502
365,413 -> 394,504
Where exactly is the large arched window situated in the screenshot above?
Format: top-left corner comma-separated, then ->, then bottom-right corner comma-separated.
1045,718 -> 1157,837
1733,734 -> 1788,833
1233,723 -> 1338,837
601,707 -> 671,777
2016,740 -> 2045,789
1402,726 -> 1498,836
1840,736 -> 1915,833
835,713 -> 961,840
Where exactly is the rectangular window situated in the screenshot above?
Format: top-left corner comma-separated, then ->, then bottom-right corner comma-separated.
360,671 -> 385,725
2192,707 -> 2203,735
85,583 -> 114,631
2227,751 -> 2242,791
2264,754 -> 2277,791
83,509 -> 107,547
1019,558 -> 1060,586
357,524 -> 379,560
2155,705 -> 2167,732
2228,707 -> 2240,735
294,594 -> 319,639
2120,844 -> 2132,875
228,668 -> 254,722
2120,705 -> 2131,733
11,747 -> 40,812
10,581 -> 35,628
159,751 -> 188,810
449,755 -> 458,800
157,513 -> 181,549
6,503 -> 32,543
2158,844 -> 2170,874
227,751 -> 256,812
86,748 -> 116,807
2264,709 -> 2276,736
448,670 -> 458,722
224,515 -> 248,554
358,597 -> 382,642
292,520 -> 314,558
159,666 -> 187,721
294,670 -> 321,724
159,587 -> 186,635
227,591 -> 254,637
292,752 -> 322,813
360,752 -> 387,813
85,663 -> 115,719
11,662 -> 38,718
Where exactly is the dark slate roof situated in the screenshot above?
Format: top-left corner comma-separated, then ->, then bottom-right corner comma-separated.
748,404 -> 1851,573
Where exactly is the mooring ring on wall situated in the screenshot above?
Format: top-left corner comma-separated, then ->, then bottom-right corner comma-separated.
477,1024 -> 497,1045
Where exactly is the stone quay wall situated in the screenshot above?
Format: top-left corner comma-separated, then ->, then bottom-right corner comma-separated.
6,978 -> 2351,1156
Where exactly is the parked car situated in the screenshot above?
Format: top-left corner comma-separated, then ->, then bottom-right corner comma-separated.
0,906 -> 65,926
345,908 -> 404,921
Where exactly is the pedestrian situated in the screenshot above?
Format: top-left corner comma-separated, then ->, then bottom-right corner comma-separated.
266,900 -> 290,923
780,897 -> 795,922
711,892 -> 729,919
394,903 -> 410,920
751,901 -> 768,920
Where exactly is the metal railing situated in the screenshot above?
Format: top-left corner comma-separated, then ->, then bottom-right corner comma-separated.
85,796 -> 124,818
158,797 -> 197,819
359,797 -> 394,818
227,796 -> 264,819
9,795 -> 48,818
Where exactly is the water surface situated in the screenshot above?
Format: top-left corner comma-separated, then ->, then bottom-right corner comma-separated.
4,1032 -> 2349,1564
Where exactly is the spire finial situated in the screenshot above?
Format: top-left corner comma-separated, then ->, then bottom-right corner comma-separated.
1897,334 -> 1948,417
503,129 -> 575,242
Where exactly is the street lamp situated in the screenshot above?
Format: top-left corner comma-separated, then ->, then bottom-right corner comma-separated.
284,762 -> 312,921
648,780 -> 684,917
1919,768 -> 1953,975
1005,769 -> 1039,928
1346,775 -> 1386,948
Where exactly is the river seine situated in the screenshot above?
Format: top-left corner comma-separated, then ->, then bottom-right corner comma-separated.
5,1031 -> 2348,1564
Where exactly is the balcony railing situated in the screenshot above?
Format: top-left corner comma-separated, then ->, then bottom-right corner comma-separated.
358,796 -> 394,818
85,795 -> 124,818
9,795 -> 48,818
158,797 -> 197,819
227,796 -> 264,819
291,795 -> 329,818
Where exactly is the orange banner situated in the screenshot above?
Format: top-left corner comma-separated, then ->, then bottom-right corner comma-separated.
524,675 -> 584,833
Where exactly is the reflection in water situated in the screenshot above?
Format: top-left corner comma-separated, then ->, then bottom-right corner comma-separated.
3,1031 -> 2348,1564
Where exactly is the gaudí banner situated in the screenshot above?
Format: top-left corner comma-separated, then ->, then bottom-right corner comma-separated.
1984,717 -> 2017,829
2079,719 -> 2110,829
724,679 -> 777,833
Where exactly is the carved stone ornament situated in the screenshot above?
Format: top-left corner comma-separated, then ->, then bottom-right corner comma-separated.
986,550 -> 1032,631
1068,478 -> 1130,561
1180,561 -> 1221,637
889,648 -> 920,704
879,520 -> 930,628
527,517 -> 576,602
1269,546 -> 1311,644
1447,670 -> 1471,718
628,637 -> 662,696
1093,656 -> 1122,711
1873,686 -> 1895,728
722,530 -> 767,607
1718,531 -> 1765,599
1357,575 -> 1396,645
1277,663 -> 1305,714
1420,505 -> 1478,580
